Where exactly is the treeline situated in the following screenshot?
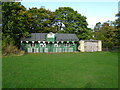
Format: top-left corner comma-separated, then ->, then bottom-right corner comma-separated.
93,20 -> 119,50
1,2 -> 120,55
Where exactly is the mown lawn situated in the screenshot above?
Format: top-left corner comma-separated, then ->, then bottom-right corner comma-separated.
2,52 -> 118,88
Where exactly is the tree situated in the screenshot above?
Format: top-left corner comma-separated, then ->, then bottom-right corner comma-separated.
94,22 -> 101,32
54,7 -> 92,40
94,21 -> 116,49
0,1 -> 2,24
2,2 -> 32,46
115,12 -> 120,47
28,7 -> 56,33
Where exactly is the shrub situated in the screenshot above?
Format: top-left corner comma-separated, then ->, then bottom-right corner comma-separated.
2,45 -> 25,56
2,34 -> 25,56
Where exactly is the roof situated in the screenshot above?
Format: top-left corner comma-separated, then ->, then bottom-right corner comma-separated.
56,33 -> 79,41
21,33 -> 79,41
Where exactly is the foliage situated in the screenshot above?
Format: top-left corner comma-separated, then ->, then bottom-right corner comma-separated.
0,2 -> 2,24
28,7 -> 56,33
115,12 -> 120,47
2,34 -> 15,47
93,22 -> 101,32
2,45 -> 25,56
2,34 -> 24,56
2,2 -> 32,46
3,52 -> 118,88
94,21 -> 116,49
94,12 -> 120,50
54,7 -> 92,40
2,2 -> 33,55
27,7 -> 92,39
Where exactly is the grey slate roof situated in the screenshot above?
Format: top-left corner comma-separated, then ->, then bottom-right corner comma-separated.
21,33 -> 79,41
21,33 -> 47,41
56,33 -> 79,41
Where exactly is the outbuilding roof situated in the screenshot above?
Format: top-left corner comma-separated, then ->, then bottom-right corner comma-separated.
21,33 -> 79,41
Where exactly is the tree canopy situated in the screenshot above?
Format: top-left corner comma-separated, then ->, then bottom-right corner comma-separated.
93,21 -> 116,49
28,7 -> 56,33
115,12 -> 120,47
54,7 -> 92,39
2,2 -> 32,46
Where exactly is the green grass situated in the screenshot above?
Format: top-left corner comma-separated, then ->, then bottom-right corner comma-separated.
2,52 -> 118,88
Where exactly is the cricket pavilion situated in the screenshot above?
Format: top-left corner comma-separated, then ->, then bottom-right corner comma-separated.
20,32 -> 79,53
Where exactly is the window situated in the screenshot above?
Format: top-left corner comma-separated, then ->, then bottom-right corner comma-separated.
58,44 -> 60,47
67,44 -> 70,47
29,43 -> 36,47
32,43 -> 36,47
64,43 -> 67,47
28,48 -> 32,53
40,44 -> 46,47
64,43 -> 69,47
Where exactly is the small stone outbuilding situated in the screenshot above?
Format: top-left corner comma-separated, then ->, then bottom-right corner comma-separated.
78,40 -> 102,52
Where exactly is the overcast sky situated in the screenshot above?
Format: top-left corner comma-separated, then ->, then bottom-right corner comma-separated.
21,0 -> 119,28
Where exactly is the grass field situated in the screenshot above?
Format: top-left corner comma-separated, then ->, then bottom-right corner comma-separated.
2,52 -> 118,88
